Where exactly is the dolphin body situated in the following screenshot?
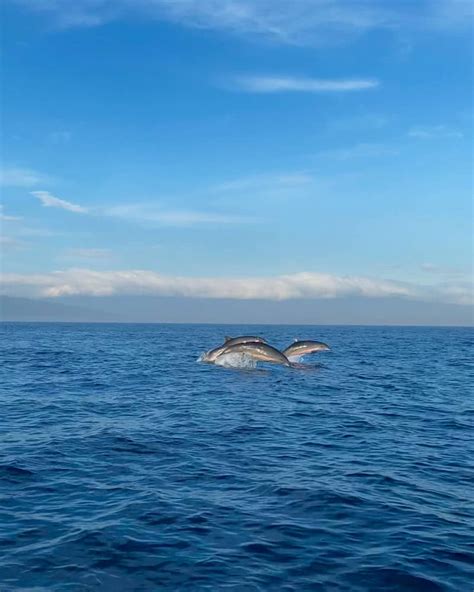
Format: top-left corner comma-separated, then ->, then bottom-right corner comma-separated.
200,335 -> 267,363
282,340 -> 330,360
224,336 -> 267,346
218,342 -> 292,366
200,344 -> 231,363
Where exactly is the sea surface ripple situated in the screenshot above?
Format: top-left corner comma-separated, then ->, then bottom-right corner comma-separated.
0,323 -> 473,591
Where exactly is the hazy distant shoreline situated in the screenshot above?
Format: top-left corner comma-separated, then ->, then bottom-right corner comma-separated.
1,296 -> 472,327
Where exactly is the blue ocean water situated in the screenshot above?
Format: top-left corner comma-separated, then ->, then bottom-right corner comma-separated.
0,322 -> 473,592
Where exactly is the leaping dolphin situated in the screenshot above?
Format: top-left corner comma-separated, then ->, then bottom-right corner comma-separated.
218,342 -> 292,367
200,335 -> 267,363
224,336 -> 267,346
282,340 -> 330,361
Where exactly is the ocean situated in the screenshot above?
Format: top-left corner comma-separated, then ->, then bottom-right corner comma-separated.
0,322 -> 473,591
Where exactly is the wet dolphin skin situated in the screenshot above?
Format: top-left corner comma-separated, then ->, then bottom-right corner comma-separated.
282,340 -> 330,359
219,342 -> 291,366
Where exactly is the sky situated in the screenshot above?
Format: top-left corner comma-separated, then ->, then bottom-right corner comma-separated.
1,0 -> 473,323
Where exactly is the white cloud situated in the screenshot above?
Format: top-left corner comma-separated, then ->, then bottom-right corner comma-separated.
408,125 -> 464,139
31,190 -> 88,213
228,76 -> 379,93
0,205 -> 22,221
1,268 -> 472,305
0,166 -> 52,187
104,203 -> 251,226
11,0 -> 472,42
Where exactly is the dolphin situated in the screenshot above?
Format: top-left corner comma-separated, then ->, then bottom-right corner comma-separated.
218,342 -> 292,366
200,335 -> 267,363
282,340 -> 330,360
200,343 -> 231,363
223,335 -> 267,346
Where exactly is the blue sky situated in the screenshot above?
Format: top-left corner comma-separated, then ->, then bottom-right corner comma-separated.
1,0 -> 473,317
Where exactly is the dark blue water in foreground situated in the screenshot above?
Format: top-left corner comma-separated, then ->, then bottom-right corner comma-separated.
1,323 -> 473,591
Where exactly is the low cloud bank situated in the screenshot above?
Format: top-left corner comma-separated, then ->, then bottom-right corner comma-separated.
2,269 -> 472,306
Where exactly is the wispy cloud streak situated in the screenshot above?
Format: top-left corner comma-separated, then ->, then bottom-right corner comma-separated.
31,191 -> 88,213
104,204 -> 252,226
408,125 -> 464,139
0,205 -> 22,221
64,248 -> 112,259
317,143 -> 397,160
212,172 -> 313,193
229,76 -> 379,93
0,166 -> 52,187
0,236 -> 28,250
10,0 -> 472,42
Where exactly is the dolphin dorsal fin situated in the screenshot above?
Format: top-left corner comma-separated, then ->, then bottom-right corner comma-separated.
224,336 -> 233,342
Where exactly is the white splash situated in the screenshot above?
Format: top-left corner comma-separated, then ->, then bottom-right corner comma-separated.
214,352 -> 257,369
287,354 -> 304,363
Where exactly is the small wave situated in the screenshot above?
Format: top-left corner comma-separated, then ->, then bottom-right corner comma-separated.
2,323 -> 473,592
0,464 -> 34,480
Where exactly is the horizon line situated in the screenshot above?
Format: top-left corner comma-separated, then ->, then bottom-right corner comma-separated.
1,320 -> 472,329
